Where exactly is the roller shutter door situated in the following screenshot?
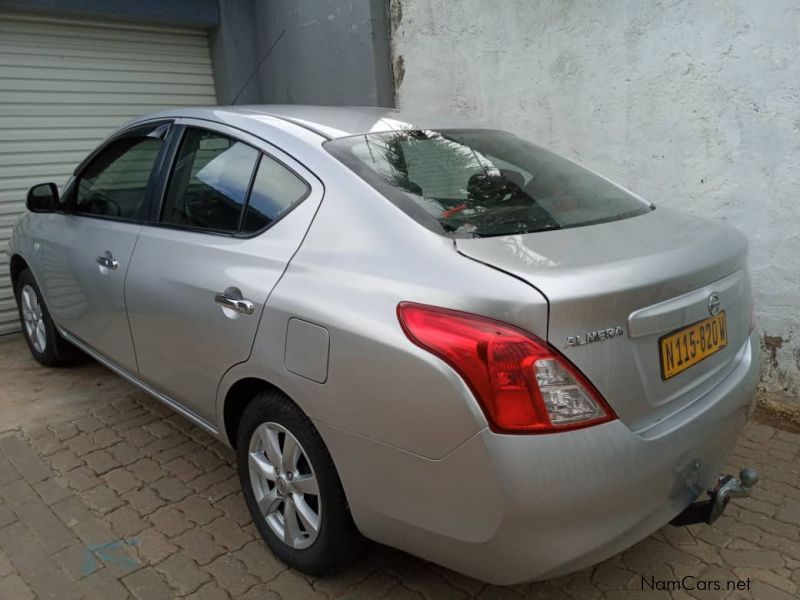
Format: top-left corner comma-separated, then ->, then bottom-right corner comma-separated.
0,13 -> 217,334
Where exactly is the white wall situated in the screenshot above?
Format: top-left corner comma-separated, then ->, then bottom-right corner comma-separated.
391,0 -> 800,400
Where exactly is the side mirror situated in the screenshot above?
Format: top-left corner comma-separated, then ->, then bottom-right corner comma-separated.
26,183 -> 60,213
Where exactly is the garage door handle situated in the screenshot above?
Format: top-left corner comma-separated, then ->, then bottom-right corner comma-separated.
215,292 -> 254,315
96,252 -> 118,270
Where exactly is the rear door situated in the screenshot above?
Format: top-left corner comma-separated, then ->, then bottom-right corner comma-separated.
125,120 -> 322,424
39,122 -> 169,372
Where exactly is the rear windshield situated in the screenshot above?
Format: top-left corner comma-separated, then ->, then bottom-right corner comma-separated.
325,129 -> 652,238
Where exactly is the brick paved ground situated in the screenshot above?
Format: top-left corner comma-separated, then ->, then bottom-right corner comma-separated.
1,333 -> 800,599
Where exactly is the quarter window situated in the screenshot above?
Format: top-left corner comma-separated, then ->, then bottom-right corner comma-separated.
241,154 -> 309,234
76,137 -> 162,221
161,129 -> 259,232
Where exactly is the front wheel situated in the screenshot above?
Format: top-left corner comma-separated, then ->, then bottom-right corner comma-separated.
15,268 -> 84,367
237,390 -> 364,575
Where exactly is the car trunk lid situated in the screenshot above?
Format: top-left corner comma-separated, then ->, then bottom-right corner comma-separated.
456,208 -> 752,432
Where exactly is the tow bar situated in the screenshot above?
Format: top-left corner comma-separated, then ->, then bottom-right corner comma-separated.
671,468 -> 759,526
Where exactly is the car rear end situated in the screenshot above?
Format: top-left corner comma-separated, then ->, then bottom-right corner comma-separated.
325,127 -> 760,583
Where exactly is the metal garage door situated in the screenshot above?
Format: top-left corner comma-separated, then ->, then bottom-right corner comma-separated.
0,14 -> 217,334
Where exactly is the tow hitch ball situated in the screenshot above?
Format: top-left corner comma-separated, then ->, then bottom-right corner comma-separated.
671,468 -> 759,527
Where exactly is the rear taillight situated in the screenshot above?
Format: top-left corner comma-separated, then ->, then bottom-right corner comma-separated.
397,302 -> 616,433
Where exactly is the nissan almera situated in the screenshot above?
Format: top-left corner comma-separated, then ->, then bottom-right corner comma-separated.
7,105 -> 760,584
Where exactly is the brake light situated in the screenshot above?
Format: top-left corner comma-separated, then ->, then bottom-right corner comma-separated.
397,302 -> 616,433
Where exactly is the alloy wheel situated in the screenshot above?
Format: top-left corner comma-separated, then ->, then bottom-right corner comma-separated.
248,422 -> 321,549
20,284 -> 46,353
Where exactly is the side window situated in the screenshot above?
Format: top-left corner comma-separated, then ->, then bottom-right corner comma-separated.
76,137 -> 162,220
241,154 -> 309,233
161,129 -> 259,232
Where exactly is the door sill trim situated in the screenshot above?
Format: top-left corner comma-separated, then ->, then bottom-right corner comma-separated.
57,327 -> 219,436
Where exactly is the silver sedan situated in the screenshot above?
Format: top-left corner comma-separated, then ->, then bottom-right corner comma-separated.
7,106 -> 760,584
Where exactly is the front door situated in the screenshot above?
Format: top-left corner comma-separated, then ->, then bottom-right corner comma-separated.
126,122 -> 321,424
40,125 -> 168,372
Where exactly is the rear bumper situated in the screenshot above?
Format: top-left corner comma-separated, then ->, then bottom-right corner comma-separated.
327,332 -> 760,585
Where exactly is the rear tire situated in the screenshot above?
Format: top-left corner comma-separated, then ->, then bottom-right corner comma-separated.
15,268 -> 85,367
236,390 -> 364,575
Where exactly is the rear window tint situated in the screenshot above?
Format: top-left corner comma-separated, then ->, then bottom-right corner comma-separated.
326,129 -> 651,238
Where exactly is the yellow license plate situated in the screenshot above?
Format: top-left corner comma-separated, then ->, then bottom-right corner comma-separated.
659,312 -> 728,380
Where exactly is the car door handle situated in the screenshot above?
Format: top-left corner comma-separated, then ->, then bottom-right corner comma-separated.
96,252 -> 118,270
214,292 -> 255,315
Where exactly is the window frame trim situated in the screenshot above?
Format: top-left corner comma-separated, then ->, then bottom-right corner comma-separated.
148,122 -> 313,239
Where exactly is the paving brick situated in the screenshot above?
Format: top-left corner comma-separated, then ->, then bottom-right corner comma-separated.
84,449 -> 121,475
123,566 -> 173,600
163,456 -> 202,482
103,468 -> 142,494
151,476 -> 191,502
75,416 -> 103,434
204,516 -> 253,551
92,427 -> 122,448
124,427 -> 157,449
134,527 -> 178,564
48,449 -> 82,473
52,543 -> 93,581
203,554 -> 259,596
128,458 -> 166,483
733,567 -> 798,595
0,573 -> 35,600
78,568 -> 132,600
174,528 -> 226,565
0,457 -> 22,486
2,532 -> 80,599
147,505 -> 193,537
775,498 -> 800,526
108,506 -> 147,538
156,552 -> 211,595
51,423 -> 79,442
83,484 -> 125,515
107,442 -> 141,467
64,465 -> 102,492
187,465 -> 232,493
186,448 -> 225,472
33,476 -> 73,506
68,433 -> 97,456
205,476 -> 242,503
51,496 -> 117,547
749,581 -> 798,600
152,440 -> 198,466
30,432 -> 65,456
188,581 -> 233,600
145,420 -> 176,440
216,493 -> 253,527
269,569 -> 327,600
233,540 -> 286,582
720,548 -> 785,569
175,494 -> 223,525
125,485 -> 165,516
0,505 -> 15,529
0,549 -> 12,577
0,433 -> 53,483
239,583 -> 282,600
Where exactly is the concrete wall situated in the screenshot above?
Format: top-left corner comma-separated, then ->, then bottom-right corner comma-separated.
213,0 -> 393,107
391,0 -> 800,399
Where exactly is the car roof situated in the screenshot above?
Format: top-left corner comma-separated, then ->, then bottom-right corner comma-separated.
130,104 -> 486,140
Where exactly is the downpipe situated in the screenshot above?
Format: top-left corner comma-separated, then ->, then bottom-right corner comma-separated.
670,468 -> 759,526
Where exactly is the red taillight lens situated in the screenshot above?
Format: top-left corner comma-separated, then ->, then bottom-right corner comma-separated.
397,302 -> 616,433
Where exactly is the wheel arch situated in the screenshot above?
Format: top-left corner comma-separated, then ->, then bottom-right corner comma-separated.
223,377 -> 293,449
9,254 -> 29,293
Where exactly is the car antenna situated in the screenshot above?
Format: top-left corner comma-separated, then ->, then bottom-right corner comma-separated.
230,28 -> 286,105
